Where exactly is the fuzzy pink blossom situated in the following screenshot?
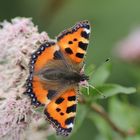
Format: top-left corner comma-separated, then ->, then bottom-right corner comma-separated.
114,28 -> 140,63
0,17 -> 53,140
0,97 -> 32,140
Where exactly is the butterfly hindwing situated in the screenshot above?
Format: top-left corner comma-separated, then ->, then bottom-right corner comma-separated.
26,41 -> 61,107
44,89 -> 77,136
57,20 -> 91,63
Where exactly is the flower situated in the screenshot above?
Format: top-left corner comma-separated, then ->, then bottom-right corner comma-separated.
113,28 -> 140,63
0,17 -> 52,140
0,97 -> 32,140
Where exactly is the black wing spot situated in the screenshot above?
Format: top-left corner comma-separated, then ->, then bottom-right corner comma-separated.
65,117 -> 75,125
65,48 -> 73,54
54,50 -> 62,60
47,90 -> 57,100
85,24 -> 90,29
68,96 -> 76,101
55,97 -> 64,104
68,41 -> 73,44
56,108 -> 61,112
73,38 -> 77,41
81,31 -> 89,39
60,112 -> 64,116
76,53 -> 84,58
66,128 -> 72,133
66,104 -> 76,113
78,41 -> 88,51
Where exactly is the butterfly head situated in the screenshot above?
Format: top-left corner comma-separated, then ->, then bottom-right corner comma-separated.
79,73 -> 89,87
80,74 -> 89,82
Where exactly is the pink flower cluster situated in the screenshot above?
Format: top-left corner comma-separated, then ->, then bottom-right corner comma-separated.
0,97 -> 32,140
0,17 -> 48,97
0,17 -> 52,140
114,28 -> 140,63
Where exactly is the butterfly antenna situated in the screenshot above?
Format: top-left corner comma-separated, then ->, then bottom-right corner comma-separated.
89,84 -> 106,98
85,85 -> 90,95
90,58 -> 110,98
81,83 -> 90,95
105,58 -> 110,62
99,58 -> 110,66
82,58 -> 110,97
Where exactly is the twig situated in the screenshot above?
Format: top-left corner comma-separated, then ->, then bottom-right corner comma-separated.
78,96 -> 135,137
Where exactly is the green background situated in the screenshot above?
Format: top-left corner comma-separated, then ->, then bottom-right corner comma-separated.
1,0 -> 140,140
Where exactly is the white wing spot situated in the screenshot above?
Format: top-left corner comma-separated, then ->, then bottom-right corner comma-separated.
84,28 -> 90,34
66,123 -> 73,128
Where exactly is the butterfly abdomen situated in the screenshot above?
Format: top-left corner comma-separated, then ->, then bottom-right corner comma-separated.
41,69 -> 88,85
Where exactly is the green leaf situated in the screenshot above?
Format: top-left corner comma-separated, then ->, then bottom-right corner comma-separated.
126,135 -> 140,140
85,64 -> 95,77
90,61 -> 112,86
88,112 -> 112,138
72,104 -> 88,134
109,98 -> 140,133
82,84 -> 136,100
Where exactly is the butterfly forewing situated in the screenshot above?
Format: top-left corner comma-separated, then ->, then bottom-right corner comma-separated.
57,20 -> 91,63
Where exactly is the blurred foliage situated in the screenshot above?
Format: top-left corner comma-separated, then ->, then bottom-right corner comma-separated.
1,0 -> 140,140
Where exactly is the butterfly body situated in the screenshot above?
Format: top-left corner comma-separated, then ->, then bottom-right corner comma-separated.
36,53 -> 89,90
41,68 -> 88,85
25,20 -> 91,136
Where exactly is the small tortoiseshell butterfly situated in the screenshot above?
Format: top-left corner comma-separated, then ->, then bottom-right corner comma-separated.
26,20 -> 91,136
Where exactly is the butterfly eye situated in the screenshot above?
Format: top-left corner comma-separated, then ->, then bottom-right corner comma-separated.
80,74 -> 89,81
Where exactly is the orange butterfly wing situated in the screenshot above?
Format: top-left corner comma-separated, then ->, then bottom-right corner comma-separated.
25,20 -> 91,136
26,41 -> 61,107
44,89 -> 77,136
57,20 -> 90,63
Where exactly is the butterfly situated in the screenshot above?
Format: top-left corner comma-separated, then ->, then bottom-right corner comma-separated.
25,20 -> 91,136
